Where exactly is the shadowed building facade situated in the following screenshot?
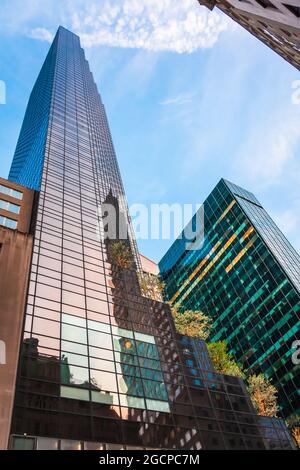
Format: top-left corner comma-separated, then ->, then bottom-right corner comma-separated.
1,28 -> 295,450
0,179 -> 34,449
159,179 -> 300,419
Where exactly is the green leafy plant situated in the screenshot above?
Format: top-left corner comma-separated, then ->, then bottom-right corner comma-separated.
110,241 -> 134,269
172,307 -> 212,340
247,373 -> 279,417
138,272 -> 165,301
207,341 -> 245,378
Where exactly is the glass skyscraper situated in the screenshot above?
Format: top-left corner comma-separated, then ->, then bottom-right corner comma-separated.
3,28 -> 295,450
159,179 -> 300,419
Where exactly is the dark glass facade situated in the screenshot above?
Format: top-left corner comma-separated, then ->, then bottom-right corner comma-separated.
5,28 -> 295,450
159,179 -> 300,419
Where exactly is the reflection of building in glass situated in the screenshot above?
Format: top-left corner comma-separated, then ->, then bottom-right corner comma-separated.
138,333 -> 295,450
114,332 -> 169,408
2,27 -> 295,450
59,314 -> 169,410
159,179 -> 300,419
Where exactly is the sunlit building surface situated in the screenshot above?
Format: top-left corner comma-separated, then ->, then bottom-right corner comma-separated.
140,253 -> 159,276
1,28 -> 295,450
159,179 -> 300,419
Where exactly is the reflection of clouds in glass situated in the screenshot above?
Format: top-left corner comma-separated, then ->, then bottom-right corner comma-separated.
62,323 -> 87,344
61,362 -> 89,386
90,369 -> 118,392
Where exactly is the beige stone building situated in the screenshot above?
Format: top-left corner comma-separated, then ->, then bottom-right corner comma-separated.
140,253 -> 159,276
198,1 -> 300,70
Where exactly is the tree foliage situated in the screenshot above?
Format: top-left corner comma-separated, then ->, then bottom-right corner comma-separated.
207,341 -> 245,378
110,241 -> 134,269
292,427 -> 300,448
138,272 -> 165,301
286,415 -> 300,448
172,307 -> 212,340
247,373 -> 279,417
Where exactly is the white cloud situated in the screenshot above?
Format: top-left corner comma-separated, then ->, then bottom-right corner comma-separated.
29,27 -> 53,43
160,93 -> 196,106
73,1 -> 230,52
236,109 -> 300,188
11,0 -> 232,53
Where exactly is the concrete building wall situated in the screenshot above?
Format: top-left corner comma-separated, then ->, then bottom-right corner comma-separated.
198,0 -> 300,70
0,228 -> 33,449
0,177 -> 34,233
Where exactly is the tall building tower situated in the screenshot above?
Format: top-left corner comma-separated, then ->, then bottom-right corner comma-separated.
8,26 -> 139,266
1,28 -> 295,450
159,179 -> 300,419
198,1 -> 300,70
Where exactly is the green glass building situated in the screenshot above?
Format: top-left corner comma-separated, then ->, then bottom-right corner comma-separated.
159,179 -> 300,419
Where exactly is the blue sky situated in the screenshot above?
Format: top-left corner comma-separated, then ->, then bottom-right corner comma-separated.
0,0 -> 299,263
